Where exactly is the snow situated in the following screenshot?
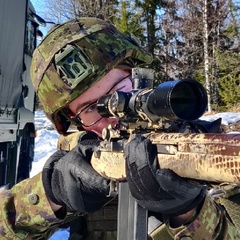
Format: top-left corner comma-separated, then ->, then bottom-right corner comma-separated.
30,111 -> 60,179
32,110 -> 240,239
200,112 -> 240,126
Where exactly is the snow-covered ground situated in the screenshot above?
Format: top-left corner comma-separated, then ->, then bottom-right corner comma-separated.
200,112 -> 240,127
32,110 -> 240,239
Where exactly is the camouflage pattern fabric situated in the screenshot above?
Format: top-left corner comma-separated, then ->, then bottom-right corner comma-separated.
0,175 -> 240,239
0,173 -> 62,239
160,196 -> 240,240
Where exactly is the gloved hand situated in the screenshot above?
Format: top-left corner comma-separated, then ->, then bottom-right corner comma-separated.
42,137 -> 110,213
125,135 -> 206,216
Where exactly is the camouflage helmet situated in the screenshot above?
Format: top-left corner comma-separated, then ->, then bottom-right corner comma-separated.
30,17 -> 153,134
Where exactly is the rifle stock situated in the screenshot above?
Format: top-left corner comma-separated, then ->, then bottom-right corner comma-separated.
58,131 -> 240,183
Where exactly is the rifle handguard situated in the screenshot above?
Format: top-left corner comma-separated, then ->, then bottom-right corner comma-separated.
58,132 -> 240,183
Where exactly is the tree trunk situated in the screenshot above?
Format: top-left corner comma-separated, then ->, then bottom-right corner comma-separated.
203,0 -> 212,112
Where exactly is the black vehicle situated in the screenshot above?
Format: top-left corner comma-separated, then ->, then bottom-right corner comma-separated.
0,0 -> 45,187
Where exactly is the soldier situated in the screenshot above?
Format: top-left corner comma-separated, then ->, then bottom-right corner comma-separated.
0,17 -> 239,239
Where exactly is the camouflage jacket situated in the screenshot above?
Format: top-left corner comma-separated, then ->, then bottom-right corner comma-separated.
0,173 -> 63,239
0,173 -> 240,239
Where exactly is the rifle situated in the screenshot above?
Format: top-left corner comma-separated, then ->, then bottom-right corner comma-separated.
57,68 -> 240,239
58,68 -> 240,184
58,131 -> 240,184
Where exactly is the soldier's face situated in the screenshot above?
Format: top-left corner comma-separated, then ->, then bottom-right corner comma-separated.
68,68 -> 132,137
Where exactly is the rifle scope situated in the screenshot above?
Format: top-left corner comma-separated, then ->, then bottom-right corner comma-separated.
97,79 -> 207,122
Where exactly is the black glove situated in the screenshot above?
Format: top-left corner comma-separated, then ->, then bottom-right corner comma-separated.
125,135 -> 206,216
42,137 -> 110,213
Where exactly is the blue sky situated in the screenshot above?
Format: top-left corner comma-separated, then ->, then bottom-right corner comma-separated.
31,0 -> 49,36
31,0 -> 42,15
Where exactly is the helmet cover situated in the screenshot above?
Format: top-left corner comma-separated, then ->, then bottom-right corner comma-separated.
31,17 -> 153,133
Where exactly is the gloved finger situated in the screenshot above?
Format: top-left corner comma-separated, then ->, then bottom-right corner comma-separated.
53,151 -> 110,212
59,147 -> 109,190
74,156 -> 110,192
125,135 -> 161,200
126,157 -> 146,200
156,168 -> 206,200
42,150 -> 68,178
42,150 -> 68,205
125,135 -> 155,200
74,163 -> 110,212
77,139 -> 100,162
